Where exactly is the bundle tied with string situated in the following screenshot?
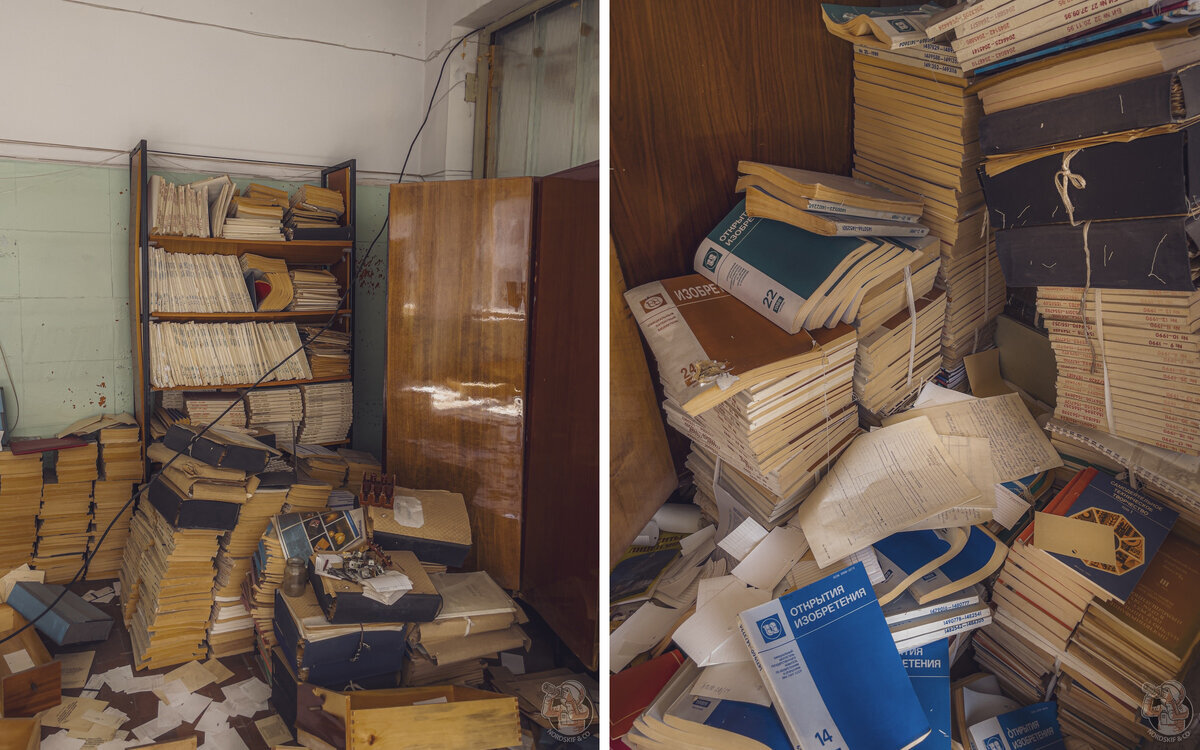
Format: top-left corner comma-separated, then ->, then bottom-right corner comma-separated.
1052,149 -> 1112,432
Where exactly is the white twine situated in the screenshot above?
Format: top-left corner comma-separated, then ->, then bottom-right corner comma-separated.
1053,149 -> 1101,374
1094,288 -> 1116,434
904,266 -> 917,387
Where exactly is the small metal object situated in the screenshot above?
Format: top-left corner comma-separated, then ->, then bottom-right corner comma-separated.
282,557 -> 309,597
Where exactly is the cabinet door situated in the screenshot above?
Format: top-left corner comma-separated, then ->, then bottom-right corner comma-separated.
521,166 -> 600,669
386,179 -> 534,590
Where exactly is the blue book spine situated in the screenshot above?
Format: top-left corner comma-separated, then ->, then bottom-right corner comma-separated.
739,562 -> 931,750
902,639 -> 950,750
969,702 -> 1066,750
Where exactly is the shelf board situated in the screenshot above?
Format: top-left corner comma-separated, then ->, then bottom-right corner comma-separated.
150,309 -> 350,322
151,376 -> 350,392
150,235 -> 351,264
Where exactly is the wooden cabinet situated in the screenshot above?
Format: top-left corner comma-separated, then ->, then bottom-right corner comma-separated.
385,165 -> 598,669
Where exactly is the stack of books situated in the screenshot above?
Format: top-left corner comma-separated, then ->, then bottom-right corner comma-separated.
628,275 -> 859,525
0,450 -> 42,572
282,480 -> 332,513
246,386 -> 303,450
88,478 -> 134,579
149,321 -> 313,387
853,288 -> 947,419
925,0 -> 1167,72
297,382 -> 353,444
293,445 -> 348,485
1037,288 -> 1200,456
184,392 -> 247,430
148,247 -> 254,313
148,176 -> 211,237
285,184 -> 345,239
337,448 -> 381,496
34,474 -> 93,583
845,44 -> 1005,389
122,501 -> 222,669
288,270 -> 340,311
1057,530 -> 1200,746
98,422 -> 143,482
223,184 -> 287,240
208,487 -> 288,657
300,326 -> 351,379
247,521 -> 286,655
56,442 -> 99,483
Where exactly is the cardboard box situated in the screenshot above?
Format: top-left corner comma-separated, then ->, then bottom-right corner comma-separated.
0,607 -> 60,717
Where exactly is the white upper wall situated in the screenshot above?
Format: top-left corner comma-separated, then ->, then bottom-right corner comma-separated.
0,0 -> 523,179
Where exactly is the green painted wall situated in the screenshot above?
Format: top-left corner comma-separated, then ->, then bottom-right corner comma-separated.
0,158 -> 390,459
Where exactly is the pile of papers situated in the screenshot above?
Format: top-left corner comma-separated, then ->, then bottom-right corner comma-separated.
297,382 -> 353,444
149,321 -> 313,388
57,442 -> 99,483
88,479 -> 135,579
35,477 -> 93,582
300,326 -> 351,380
121,502 -> 222,669
288,269 -> 341,311
148,176 -> 211,238
246,386 -> 303,449
337,448 -> 381,496
98,422 -> 143,482
0,450 -> 42,571
222,183 -> 287,241
854,287 -> 947,418
847,47 -> 1004,384
285,184 -> 345,238
1037,287 -> 1200,456
183,392 -> 247,430
148,246 -> 254,313
293,444 -> 347,485
407,572 -> 529,680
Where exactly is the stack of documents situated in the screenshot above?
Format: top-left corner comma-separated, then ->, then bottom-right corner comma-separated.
98,421 -> 143,482
149,176 -> 211,237
336,448 -> 380,497
223,184 -> 287,241
208,488 -> 287,657
293,445 -> 347,485
289,270 -> 341,311
846,46 -> 1004,386
35,477 -> 93,582
735,161 -> 928,237
246,386 -> 303,450
1037,287 -> 1200,456
149,321 -> 313,387
407,572 -> 529,678
297,382 -> 353,444
148,247 -> 254,313
184,392 -> 247,430
285,184 -> 345,237
121,502 -> 223,669
56,442 -> 99,483
88,479 -> 134,579
299,326 -> 351,380
0,450 -> 41,572
854,287 -> 947,418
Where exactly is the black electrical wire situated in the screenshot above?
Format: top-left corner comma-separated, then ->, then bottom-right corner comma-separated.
0,26 -> 483,647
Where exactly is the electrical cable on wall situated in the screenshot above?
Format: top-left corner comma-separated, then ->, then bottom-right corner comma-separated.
0,24 -> 483,647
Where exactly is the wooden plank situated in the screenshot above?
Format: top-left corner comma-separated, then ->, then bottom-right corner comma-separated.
0,717 -> 39,750
385,179 -> 533,590
347,697 -> 520,750
149,310 -> 351,322
149,236 -> 350,264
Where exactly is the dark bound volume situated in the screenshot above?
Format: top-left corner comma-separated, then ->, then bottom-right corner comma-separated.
273,589 -> 407,688
288,225 -> 352,242
309,551 -> 442,625
980,124 -> 1200,229
7,582 -> 113,645
147,476 -> 241,531
980,65 -> 1200,154
996,216 -> 1198,290
163,423 -> 273,473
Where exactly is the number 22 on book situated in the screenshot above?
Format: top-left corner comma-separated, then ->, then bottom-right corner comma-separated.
763,289 -> 785,313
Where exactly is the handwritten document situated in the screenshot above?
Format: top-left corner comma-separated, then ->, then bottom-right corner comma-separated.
795,416 -> 982,567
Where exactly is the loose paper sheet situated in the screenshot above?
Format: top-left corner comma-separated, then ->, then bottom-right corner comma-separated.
671,576 -> 770,667
717,518 -> 769,561
795,416 -> 984,567
255,715 -> 293,746
1033,512 -> 1118,566
730,525 -> 809,590
3,648 -> 34,673
905,435 -> 997,531
610,601 -> 681,672
42,696 -> 109,730
691,660 -> 772,707
203,659 -> 234,684
56,650 -> 95,690
883,393 -> 1062,483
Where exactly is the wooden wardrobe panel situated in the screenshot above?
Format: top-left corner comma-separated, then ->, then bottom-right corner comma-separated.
521,167 -> 600,670
385,179 -> 534,590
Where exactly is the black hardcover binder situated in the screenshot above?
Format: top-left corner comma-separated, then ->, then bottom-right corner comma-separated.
147,476 -> 241,531
996,215 -> 1198,290
980,124 -> 1200,230
273,589 -> 407,688
309,551 -> 442,625
980,65 -> 1200,155
163,424 -> 274,473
